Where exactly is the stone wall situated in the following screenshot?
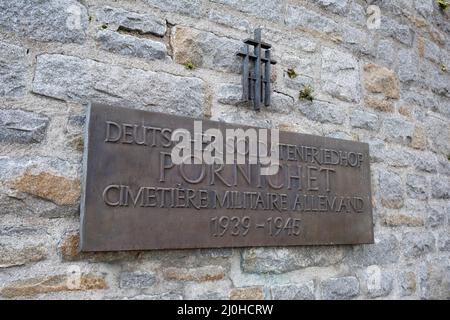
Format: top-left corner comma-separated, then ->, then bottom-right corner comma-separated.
0,0 -> 449,300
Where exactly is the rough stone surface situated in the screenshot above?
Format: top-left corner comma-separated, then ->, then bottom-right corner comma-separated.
210,0 -> 284,22
143,0 -> 202,17
365,96 -> 394,113
411,126 -> 427,150
11,170 -> 80,206
163,266 -> 225,282
402,232 -> 436,258
0,244 -> 47,268
0,0 -> 88,43
418,262 -> 450,300
346,234 -> 399,266
241,246 -> 345,274
350,110 -> 379,131
0,274 -> 107,298
414,152 -> 439,173
310,0 -> 349,15
208,10 -> 251,32
382,213 -> 424,227
94,6 -> 166,37
427,206 -> 446,229
382,118 -> 415,146
299,101 -> 346,125
271,281 -> 315,300
0,0 -> 448,301
398,49 -> 420,82
406,174 -> 428,200
126,292 -> 184,300
320,276 -> 359,300
96,30 -> 167,60
229,287 -> 264,300
286,5 -> 339,36
184,280 -> 231,300
0,42 -> 28,97
0,109 -> 49,144
32,54 -> 205,117
399,271 -> 417,297
217,84 -> 242,105
364,266 -> 393,298
424,116 -> 450,156
376,39 -> 397,67
380,16 -> 413,46
363,64 -> 400,99
432,179 -> 450,199
171,26 -> 241,73
378,170 -> 404,209
321,47 -> 360,103
119,272 -> 156,289
271,92 -> 295,114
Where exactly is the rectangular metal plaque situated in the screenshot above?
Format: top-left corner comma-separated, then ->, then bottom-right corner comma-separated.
80,103 -> 374,251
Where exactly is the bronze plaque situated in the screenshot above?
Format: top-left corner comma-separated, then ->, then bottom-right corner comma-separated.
80,103 -> 374,251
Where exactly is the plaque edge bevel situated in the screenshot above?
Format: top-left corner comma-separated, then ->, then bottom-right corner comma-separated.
79,102 -> 93,253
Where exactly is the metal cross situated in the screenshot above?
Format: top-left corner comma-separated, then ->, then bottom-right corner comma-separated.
237,28 -> 277,111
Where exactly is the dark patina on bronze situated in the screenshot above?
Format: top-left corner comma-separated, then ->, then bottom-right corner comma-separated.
80,103 -> 374,252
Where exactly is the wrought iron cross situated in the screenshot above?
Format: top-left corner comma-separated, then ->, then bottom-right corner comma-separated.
237,28 -> 277,111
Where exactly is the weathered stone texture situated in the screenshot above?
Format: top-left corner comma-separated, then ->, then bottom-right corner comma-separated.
241,246 -> 345,274
286,5 -> 340,36
210,0 -> 284,22
320,276 -> 359,300
432,179 -> 450,199
11,170 -> 80,206
217,84 -> 242,105
119,272 -> 156,289
271,281 -> 315,300
229,287 -> 264,300
382,118 -> 415,146
0,42 -> 28,97
418,262 -> 450,300
310,0 -> 350,15
0,0 -> 88,43
299,101 -> 346,125
184,280 -> 231,300
143,0 -> 202,17
364,266 -> 393,298
171,26 -> 241,73
380,16 -> 414,46
382,213 -> 424,227
94,6 -> 166,37
346,234 -> 399,267
402,232 -> 436,258
0,274 -> 107,298
363,64 -> 400,99
399,271 -> 417,297
96,30 -> 167,60
321,47 -> 360,103
350,110 -> 379,131
208,10 -> 251,32
32,54 -> 205,117
163,266 -> 225,282
0,109 -> 49,144
365,96 -> 395,113
378,170 -> 404,209
0,0 -> 448,301
406,174 -> 428,200
0,244 -> 47,268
